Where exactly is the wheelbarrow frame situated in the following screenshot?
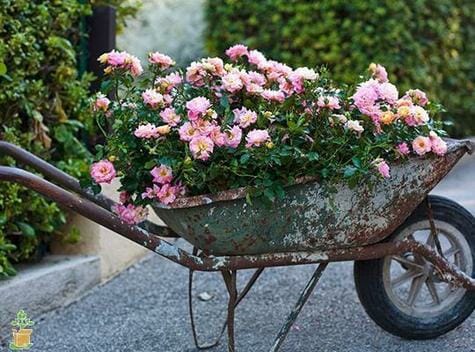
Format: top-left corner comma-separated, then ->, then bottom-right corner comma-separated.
1,140 -> 474,351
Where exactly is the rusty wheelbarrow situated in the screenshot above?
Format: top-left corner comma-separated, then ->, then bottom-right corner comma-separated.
0,139 -> 474,351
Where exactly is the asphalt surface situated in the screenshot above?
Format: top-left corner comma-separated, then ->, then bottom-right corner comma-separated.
14,254 -> 475,352
3,153 -> 475,352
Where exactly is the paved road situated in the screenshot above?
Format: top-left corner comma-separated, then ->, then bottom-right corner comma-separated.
3,153 -> 475,352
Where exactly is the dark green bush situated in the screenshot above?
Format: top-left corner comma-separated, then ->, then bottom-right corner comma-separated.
0,0 -> 138,278
206,0 -> 475,136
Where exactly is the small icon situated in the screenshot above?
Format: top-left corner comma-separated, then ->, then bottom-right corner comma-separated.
10,310 -> 34,350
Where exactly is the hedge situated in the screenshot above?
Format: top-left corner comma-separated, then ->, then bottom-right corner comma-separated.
205,0 -> 475,136
0,0 -> 138,278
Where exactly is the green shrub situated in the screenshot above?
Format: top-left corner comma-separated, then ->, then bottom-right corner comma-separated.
0,0 -> 138,278
205,0 -> 475,136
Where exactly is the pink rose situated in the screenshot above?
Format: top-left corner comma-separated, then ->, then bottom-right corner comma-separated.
225,126 -> 242,148
128,55 -> 143,77
233,107 -> 257,128
141,184 -> 161,200
429,131 -> 447,156
247,49 -> 267,68
404,89 -> 428,106
261,89 -> 285,103
112,203 -> 148,224
160,108 -> 181,126
142,89 -> 164,109
186,97 -> 211,121
105,50 -> 127,67
222,71 -> 243,93
148,52 -> 175,69
317,96 -> 341,110
245,129 -> 270,148
412,136 -> 432,155
151,164 -> 173,184
134,123 -> 160,139
369,63 -> 388,83
189,135 -> 214,160
226,44 -> 249,61
158,184 -> 178,205
374,159 -> 390,178
396,142 -> 410,156
90,160 -> 116,184
185,61 -> 206,86
93,94 -> 110,112
179,122 -> 199,141
209,125 -> 227,147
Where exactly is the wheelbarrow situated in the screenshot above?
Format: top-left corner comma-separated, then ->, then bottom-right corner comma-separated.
1,139 -> 474,352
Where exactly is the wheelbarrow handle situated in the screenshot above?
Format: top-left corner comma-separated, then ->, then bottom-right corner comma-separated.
0,141 -> 178,238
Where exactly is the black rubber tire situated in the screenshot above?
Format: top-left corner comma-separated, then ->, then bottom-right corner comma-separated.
354,195 -> 475,339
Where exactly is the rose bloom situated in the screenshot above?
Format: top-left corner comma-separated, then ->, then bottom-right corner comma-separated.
112,203 -> 148,224
226,44 -> 248,61
222,71 -> 243,93
261,89 -> 285,103
209,125 -> 227,147
158,184 -> 178,205
233,107 -> 257,128
380,111 -> 395,125
373,159 -> 390,178
202,57 -> 225,76
179,122 -> 199,141
99,50 -> 127,67
90,160 -> 116,184
351,79 -> 379,115
396,142 -> 410,156
134,123 -> 160,139
185,61 -> 206,86
412,136 -> 432,155
225,125 -> 242,148
151,164 -> 173,184
345,120 -> 364,135
142,89 -> 164,109
141,184 -> 161,200
93,94 -> 110,112
245,129 -> 270,148
156,125 -> 171,135
405,89 -> 428,106
160,108 -> 181,126
294,67 -> 318,80
376,82 -> 398,104
369,63 -> 388,83
247,49 -> 267,68
156,72 -> 182,93
148,52 -> 175,69
429,131 -> 447,156
317,96 -> 341,110
186,96 -> 211,120
411,106 -> 429,125
128,55 -> 143,76
189,135 -> 214,160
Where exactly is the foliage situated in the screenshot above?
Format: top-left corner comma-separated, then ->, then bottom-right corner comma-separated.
85,47 -> 446,224
205,0 -> 475,136
0,0 -> 138,278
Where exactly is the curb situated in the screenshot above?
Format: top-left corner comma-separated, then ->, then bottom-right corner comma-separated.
0,255 -> 100,338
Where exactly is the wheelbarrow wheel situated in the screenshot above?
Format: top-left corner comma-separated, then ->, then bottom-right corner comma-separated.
354,195 -> 475,339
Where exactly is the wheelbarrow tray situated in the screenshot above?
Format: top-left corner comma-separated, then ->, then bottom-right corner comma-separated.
153,139 -> 471,256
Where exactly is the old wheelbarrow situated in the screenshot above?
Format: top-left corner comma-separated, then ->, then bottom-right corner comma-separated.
1,139 -> 474,351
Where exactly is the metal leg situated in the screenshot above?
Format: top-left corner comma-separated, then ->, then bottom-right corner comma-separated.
188,261 -> 264,350
270,263 -> 328,352
222,270 -> 238,352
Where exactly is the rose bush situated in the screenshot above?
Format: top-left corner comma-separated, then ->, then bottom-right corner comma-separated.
85,45 -> 447,224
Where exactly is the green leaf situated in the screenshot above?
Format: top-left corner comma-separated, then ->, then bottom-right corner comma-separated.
307,152 -> 319,161
16,222 -> 36,237
0,62 -> 6,75
343,166 -> 357,178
